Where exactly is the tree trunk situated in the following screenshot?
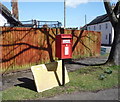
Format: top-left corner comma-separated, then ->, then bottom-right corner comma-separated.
104,0 -> 120,65
113,17 -> 120,65
107,19 -> 120,65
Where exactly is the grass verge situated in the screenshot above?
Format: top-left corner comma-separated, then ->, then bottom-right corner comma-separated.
2,65 -> 119,100
1,59 -> 51,74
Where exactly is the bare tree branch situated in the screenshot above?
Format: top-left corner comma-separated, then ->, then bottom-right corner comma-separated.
113,2 -> 119,16
103,0 -> 118,27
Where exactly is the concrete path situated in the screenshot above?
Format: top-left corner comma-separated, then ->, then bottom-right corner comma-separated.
44,88 -> 119,100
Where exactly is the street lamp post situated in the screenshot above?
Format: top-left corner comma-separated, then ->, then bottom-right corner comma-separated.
64,0 -> 66,28
85,14 -> 87,30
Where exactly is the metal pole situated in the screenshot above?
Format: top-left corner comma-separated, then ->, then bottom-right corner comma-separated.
85,14 -> 87,30
62,59 -> 65,86
64,0 -> 66,28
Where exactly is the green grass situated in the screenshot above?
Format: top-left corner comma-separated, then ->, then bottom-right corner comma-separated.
1,59 -> 51,74
67,66 -> 119,91
1,54 -> 108,74
1,64 -> 32,74
72,54 -> 91,59
2,65 -> 119,100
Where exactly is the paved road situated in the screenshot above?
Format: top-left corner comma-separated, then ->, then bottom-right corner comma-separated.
66,56 -> 108,72
44,88 -> 119,100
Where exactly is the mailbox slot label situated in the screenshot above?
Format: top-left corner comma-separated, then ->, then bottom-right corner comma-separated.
63,40 -> 70,44
65,47 -> 69,55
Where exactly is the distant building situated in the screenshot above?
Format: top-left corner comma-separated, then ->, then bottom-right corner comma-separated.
0,13 -> 7,26
82,3 -> 120,45
0,2 -> 22,27
86,14 -> 114,45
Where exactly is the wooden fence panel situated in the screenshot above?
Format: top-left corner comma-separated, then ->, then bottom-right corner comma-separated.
0,27 -> 101,73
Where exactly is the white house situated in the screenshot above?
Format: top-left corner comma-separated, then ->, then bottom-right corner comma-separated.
0,13 -> 7,26
0,2 -> 22,27
86,14 -> 114,45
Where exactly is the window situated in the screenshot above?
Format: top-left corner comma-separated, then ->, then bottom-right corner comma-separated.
94,26 -> 96,30
106,23 -> 108,29
109,33 -> 112,44
106,35 -> 108,39
99,25 -> 101,30
89,27 -> 90,30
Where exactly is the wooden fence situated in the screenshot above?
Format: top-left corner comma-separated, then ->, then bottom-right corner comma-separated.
0,27 -> 101,73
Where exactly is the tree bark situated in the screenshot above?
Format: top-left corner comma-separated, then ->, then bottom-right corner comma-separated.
107,18 -> 120,65
113,16 -> 120,65
104,0 -> 120,65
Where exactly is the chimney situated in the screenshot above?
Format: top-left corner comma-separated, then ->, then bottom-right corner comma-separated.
11,0 -> 19,20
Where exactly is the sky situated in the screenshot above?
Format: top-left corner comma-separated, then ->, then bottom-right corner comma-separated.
1,0 -> 112,28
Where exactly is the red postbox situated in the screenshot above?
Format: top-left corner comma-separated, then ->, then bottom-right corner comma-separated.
55,34 -> 72,59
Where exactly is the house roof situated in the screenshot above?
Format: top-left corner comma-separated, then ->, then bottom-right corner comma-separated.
87,3 -> 120,26
87,14 -> 110,26
0,2 -> 22,26
80,14 -> 110,30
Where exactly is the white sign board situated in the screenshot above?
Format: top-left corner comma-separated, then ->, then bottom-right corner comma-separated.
63,40 -> 70,44
65,47 -> 69,55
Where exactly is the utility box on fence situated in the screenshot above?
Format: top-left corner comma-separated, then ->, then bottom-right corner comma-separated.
55,34 -> 72,59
